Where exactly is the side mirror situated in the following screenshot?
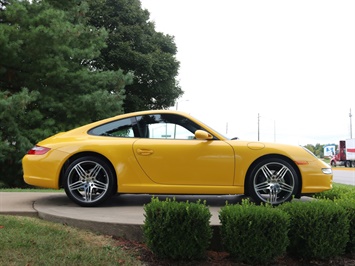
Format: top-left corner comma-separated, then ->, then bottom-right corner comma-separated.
195,130 -> 213,140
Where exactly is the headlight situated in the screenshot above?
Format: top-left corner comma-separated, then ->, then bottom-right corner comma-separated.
322,168 -> 332,174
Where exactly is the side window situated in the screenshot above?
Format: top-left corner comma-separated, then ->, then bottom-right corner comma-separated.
88,118 -> 135,137
136,114 -> 202,140
148,123 -> 194,139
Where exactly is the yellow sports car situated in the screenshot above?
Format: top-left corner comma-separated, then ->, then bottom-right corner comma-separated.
22,110 -> 332,207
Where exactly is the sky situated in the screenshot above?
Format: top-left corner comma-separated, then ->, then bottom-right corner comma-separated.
140,0 -> 355,146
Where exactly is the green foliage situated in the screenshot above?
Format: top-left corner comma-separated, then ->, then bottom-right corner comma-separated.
334,198 -> 355,254
279,200 -> 349,259
1,0 -> 131,129
219,200 -> 290,264
314,183 -> 355,200
317,184 -> 355,254
0,88 -> 39,187
86,0 -> 183,112
143,197 -> 212,260
0,0 -> 131,186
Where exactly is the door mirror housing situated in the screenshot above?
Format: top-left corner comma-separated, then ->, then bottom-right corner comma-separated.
195,130 -> 213,140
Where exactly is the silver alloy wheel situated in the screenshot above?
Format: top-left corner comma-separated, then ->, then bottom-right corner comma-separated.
64,156 -> 114,206
250,160 -> 297,205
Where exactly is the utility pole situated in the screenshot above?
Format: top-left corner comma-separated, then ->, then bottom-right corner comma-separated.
258,113 -> 260,141
350,108 -> 353,139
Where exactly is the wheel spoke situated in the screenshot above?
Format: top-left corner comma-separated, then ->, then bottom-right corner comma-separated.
89,163 -> 103,179
73,164 -> 86,178
260,165 -> 273,181
279,181 -> 294,193
255,181 -> 270,192
84,186 -> 93,202
269,189 -> 278,203
69,180 -> 84,191
93,179 -> 108,190
275,166 -> 288,180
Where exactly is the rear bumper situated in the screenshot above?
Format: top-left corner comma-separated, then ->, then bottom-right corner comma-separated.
22,149 -> 68,189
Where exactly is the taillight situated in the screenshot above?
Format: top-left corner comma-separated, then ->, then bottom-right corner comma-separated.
27,145 -> 51,155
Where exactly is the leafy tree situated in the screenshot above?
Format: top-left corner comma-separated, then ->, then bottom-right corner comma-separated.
314,143 -> 323,158
0,0 -> 131,187
304,143 -> 334,158
0,89 -> 39,187
86,0 -> 183,112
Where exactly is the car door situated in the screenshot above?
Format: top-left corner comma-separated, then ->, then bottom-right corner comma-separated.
132,114 -> 235,186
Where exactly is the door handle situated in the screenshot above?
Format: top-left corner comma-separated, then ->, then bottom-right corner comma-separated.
136,149 -> 154,156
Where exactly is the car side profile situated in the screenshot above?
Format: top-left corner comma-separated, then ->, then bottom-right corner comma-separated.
22,110 -> 333,207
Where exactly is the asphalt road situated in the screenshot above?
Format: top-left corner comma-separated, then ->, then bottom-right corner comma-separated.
333,168 -> 355,186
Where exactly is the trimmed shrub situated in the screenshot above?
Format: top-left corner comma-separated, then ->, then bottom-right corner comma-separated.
279,200 -> 349,259
314,183 -> 355,200
143,197 -> 212,260
219,200 -> 290,265
335,197 -> 355,254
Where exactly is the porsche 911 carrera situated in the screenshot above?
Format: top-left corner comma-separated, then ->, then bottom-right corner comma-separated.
22,110 -> 332,206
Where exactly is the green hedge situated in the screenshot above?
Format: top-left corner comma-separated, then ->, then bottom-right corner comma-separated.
335,198 -> 355,254
143,197 -> 212,260
219,200 -> 290,264
142,184 -> 355,262
314,183 -> 355,200
279,200 -> 349,259
315,183 -> 355,254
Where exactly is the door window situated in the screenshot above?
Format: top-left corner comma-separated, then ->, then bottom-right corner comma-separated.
136,114 -> 205,140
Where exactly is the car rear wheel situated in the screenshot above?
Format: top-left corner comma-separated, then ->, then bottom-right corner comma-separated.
64,156 -> 115,207
247,158 -> 299,205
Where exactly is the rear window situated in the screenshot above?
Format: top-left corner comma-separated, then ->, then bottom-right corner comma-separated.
88,118 -> 135,137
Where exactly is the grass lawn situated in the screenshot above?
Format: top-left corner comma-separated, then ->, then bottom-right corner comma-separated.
0,215 -> 141,265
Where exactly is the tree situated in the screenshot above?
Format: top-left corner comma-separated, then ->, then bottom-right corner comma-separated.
304,143 -> 326,158
0,0 -> 131,186
86,0 -> 183,112
0,89 -> 39,187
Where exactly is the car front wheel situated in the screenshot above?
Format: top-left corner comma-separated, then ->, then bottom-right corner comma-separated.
64,156 -> 115,207
247,158 -> 299,205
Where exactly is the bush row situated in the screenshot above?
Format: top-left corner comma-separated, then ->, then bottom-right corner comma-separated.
143,193 -> 355,264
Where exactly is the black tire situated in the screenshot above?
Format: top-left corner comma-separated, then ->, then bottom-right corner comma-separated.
64,156 -> 115,207
247,158 -> 299,205
345,161 -> 351,168
331,161 -> 336,167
